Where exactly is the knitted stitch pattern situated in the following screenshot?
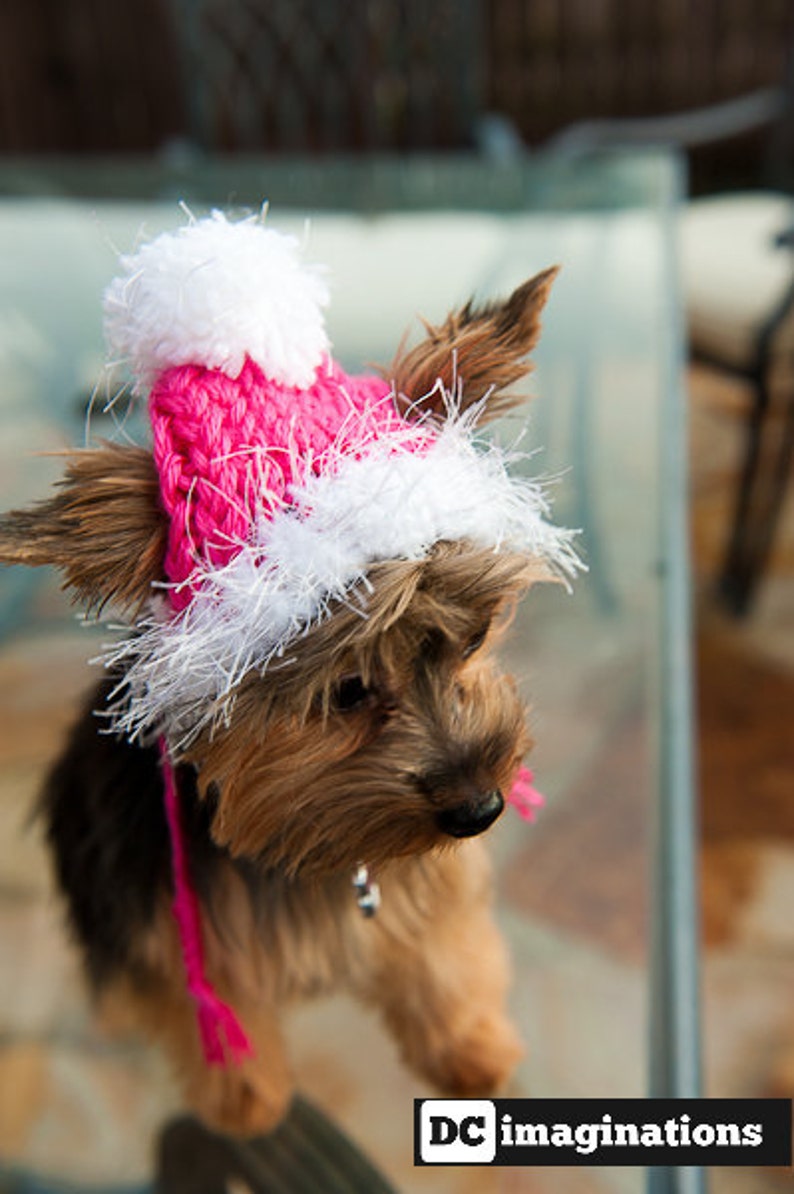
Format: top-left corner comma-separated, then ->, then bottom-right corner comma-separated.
150,356 -> 410,609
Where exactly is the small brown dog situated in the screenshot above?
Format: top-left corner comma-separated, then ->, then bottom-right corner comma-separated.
0,213 -> 577,1134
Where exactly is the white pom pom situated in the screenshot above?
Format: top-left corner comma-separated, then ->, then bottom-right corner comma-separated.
103,210 -> 330,391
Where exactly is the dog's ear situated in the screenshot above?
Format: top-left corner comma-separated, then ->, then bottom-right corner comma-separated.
390,266 -> 558,426
0,442 -> 167,616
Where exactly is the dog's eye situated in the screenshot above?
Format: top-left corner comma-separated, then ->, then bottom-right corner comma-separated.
332,675 -> 371,712
462,625 -> 489,660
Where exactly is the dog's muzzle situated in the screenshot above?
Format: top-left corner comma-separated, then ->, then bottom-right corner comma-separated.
436,790 -> 505,838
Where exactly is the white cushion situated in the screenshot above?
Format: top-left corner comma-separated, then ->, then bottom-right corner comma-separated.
679,193 -> 794,369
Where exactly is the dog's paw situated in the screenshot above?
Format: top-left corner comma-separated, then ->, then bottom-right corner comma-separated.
421,1012 -> 524,1097
190,1065 -> 293,1139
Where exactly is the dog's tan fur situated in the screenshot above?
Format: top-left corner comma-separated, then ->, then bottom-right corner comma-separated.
189,543 -> 543,873
390,267 -> 557,424
106,842 -> 519,1136
0,443 -> 165,615
1,275 -> 557,1135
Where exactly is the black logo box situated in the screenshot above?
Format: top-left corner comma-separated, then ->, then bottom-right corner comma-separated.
415,1098 -> 792,1167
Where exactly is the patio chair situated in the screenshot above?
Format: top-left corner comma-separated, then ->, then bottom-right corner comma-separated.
680,191 -> 794,613
166,0 -> 483,152
155,1098 -> 398,1194
546,69 -> 794,614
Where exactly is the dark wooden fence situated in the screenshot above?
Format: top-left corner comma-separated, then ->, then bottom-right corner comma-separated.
0,0 -> 791,187
0,0 -> 185,152
489,0 -> 793,140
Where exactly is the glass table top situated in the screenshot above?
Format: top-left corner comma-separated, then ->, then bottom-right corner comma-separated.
0,151 -> 700,1193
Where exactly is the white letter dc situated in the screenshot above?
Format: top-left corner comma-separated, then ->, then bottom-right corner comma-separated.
420,1100 -> 497,1164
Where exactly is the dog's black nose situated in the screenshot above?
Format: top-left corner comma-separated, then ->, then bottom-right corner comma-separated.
436,790 -> 504,838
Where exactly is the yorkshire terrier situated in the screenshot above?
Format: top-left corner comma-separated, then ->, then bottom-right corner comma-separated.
0,212 -> 578,1135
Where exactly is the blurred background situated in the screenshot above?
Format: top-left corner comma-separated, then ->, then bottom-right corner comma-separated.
0,2 -> 793,1193
0,0 -> 791,193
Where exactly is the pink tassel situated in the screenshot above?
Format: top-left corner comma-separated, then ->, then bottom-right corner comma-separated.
192,980 -> 253,1067
159,737 -> 254,1066
508,765 -> 545,822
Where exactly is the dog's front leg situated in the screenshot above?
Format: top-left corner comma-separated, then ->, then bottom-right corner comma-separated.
169,988 -> 295,1138
104,909 -> 295,1138
355,842 -> 523,1096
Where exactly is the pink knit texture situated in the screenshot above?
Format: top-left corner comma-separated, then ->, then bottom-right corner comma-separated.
159,737 -> 254,1066
150,356 -> 408,609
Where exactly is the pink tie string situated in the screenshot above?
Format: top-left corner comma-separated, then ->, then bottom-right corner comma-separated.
508,765 -> 545,822
158,737 -> 254,1066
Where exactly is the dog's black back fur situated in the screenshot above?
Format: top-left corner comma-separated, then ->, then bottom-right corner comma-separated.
41,680 -> 221,988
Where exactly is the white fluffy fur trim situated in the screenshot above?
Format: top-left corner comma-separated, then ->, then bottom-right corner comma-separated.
103,210 -> 330,391
99,416 -> 581,746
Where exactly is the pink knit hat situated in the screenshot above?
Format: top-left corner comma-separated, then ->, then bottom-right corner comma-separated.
101,210 -> 578,746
